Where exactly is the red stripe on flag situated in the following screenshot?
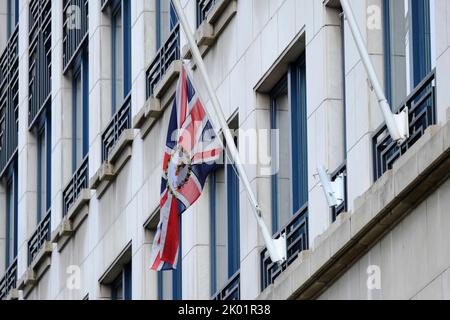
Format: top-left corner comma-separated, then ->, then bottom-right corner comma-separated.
192,149 -> 221,163
179,101 -> 206,152
162,152 -> 171,172
178,176 -> 202,205
151,251 -> 162,270
161,197 -> 179,265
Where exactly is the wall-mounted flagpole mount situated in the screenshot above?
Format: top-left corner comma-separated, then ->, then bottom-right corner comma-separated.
172,0 -> 287,264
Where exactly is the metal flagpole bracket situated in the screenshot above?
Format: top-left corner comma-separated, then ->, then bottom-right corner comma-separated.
273,234 -> 287,264
393,107 -> 410,144
316,165 -> 344,208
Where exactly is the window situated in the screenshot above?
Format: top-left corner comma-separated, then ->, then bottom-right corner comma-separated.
158,216 -> 182,300
270,56 -> 308,233
5,163 -> 18,270
331,11 -> 348,222
156,0 -> 178,49
210,140 -> 240,295
72,50 -> 89,173
37,110 -> 51,223
110,0 -> 131,114
383,0 -> 434,109
7,0 -> 19,37
111,261 -> 132,300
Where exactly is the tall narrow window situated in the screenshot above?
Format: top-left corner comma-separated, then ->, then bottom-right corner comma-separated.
72,51 -> 89,173
111,0 -> 131,115
226,146 -> 240,278
270,56 -> 308,233
111,261 -> 132,300
210,127 -> 240,295
331,11 -> 348,222
156,0 -> 178,49
37,111 -> 51,223
270,79 -> 291,232
5,163 -> 18,269
7,0 -> 19,37
384,0 -> 433,109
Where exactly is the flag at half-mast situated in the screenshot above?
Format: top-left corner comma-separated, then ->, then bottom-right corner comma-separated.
150,64 -> 222,271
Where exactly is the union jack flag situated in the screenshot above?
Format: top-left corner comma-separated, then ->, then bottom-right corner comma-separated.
150,65 -> 222,271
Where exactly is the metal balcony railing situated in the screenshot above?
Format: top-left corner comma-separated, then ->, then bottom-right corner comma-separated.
212,271 -> 240,300
63,0 -> 89,72
101,94 -> 132,162
261,205 -> 309,290
331,163 -> 347,222
63,156 -> 89,217
28,211 -> 51,265
146,24 -> 180,98
29,0 -> 52,129
373,70 -> 436,181
196,0 -> 218,27
0,26 -> 19,177
0,258 -> 18,300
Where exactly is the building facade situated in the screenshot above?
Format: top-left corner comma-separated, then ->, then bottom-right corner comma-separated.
0,0 -> 449,300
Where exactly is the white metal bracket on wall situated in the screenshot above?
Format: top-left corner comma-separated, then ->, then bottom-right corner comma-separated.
317,166 -> 345,208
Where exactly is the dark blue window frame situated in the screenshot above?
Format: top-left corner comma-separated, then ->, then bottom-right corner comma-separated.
270,55 -> 308,234
226,163 -> 240,278
4,161 -> 18,270
111,261 -> 132,300
36,109 -> 52,223
383,0 -> 432,107
157,214 -> 182,300
156,0 -> 179,49
71,50 -> 89,173
210,160 -> 241,295
110,0 -> 132,115
7,0 -> 19,38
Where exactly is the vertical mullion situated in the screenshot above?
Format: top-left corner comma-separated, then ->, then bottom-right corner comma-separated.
46,110 -> 51,213
13,162 -> 18,260
72,70 -> 78,173
82,50 -> 89,158
37,128 -> 42,223
111,8 -> 117,115
5,176 -> 11,269
210,172 -> 217,296
156,0 -> 161,49
227,162 -> 239,278
270,95 -> 278,234
123,0 -> 131,97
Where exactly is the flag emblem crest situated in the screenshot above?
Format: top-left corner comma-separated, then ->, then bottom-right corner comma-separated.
150,65 -> 222,271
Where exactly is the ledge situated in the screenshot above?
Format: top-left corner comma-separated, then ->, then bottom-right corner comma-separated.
153,60 -> 182,99
143,206 -> 160,231
133,97 -> 164,139
4,289 -> 19,300
182,0 -> 237,60
52,189 -> 91,252
135,62 -> 181,139
90,130 -> 134,199
18,242 -> 53,298
258,117 -> 450,300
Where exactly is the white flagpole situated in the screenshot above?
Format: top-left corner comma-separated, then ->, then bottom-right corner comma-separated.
172,0 -> 286,264
340,0 -> 409,143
